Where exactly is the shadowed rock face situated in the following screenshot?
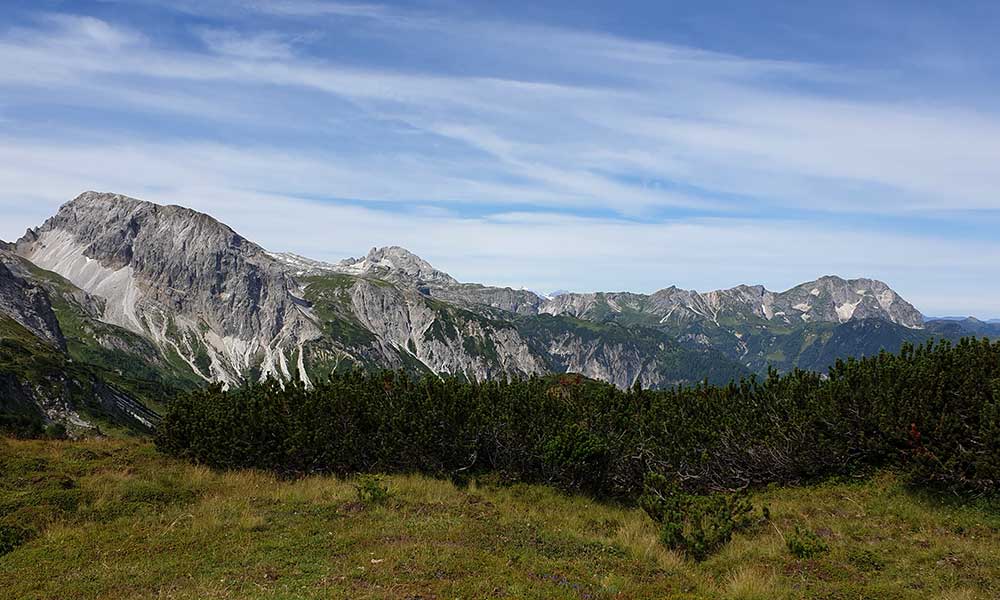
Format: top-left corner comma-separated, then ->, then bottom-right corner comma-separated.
0,250 -> 65,350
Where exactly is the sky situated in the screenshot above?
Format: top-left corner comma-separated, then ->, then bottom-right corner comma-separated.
1,1 -> 999,318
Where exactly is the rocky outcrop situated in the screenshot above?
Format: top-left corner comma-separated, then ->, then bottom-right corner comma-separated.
351,278 -> 544,379
427,284 -> 545,316
517,315 -> 747,387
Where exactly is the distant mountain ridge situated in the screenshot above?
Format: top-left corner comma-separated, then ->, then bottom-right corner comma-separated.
1,191 -> 992,432
268,248 -> 924,330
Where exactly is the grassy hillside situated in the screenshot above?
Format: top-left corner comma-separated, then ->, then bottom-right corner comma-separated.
0,315 -> 157,437
2,437 -> 998,599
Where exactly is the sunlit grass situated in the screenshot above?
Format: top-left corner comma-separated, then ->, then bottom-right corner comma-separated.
1,437 -> 998,599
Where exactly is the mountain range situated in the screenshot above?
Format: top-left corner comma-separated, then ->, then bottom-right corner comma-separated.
2,192 -> 997,434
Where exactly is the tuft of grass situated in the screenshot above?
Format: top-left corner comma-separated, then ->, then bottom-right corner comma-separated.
1,437 -> 999,599
722,566 -> 787,600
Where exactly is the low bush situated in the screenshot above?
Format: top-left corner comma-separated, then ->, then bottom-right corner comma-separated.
0,413 -> 45,439
847,548 -> 885,572
786,526 -> 830,559
354,475 -> 391,506
639,473 -> 760,561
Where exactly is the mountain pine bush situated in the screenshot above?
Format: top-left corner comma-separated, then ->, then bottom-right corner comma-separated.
157,338 -> 1000,495
639,473 -> 759,561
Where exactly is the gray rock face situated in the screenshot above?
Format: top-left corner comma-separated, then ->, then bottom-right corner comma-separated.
529,329 -> 664,389
0,250 -> 65,350
427,284 -> 545,316
16,192 -> 319,385
773,276 -> 923,328
345,278 -> 546,380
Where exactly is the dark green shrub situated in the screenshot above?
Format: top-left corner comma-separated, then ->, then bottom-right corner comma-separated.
44,422 -> 68,440
786,526 -> 829,559
639,473 -> 758,562
0,524 -> 32,556
0,413 -> 45,438
847,547 -> 885,572
156,338 -> 1000,496
541,423 -> 610,489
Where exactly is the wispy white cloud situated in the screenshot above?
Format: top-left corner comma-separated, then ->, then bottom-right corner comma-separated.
97,0 -> 394,20
1,5 -> 998,314
3,11 -> 996,215
249,1 -> 391,19
195,28 -> 297,60
42,13 -> 146,48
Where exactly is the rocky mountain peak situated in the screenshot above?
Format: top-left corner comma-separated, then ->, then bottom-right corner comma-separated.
15,191 -> 318,385
335,245 -> 458,285
34,190 -> 247,247
781,275 -> 922,328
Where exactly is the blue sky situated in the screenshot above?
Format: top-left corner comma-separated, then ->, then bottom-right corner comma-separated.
1,1 -> 999,317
